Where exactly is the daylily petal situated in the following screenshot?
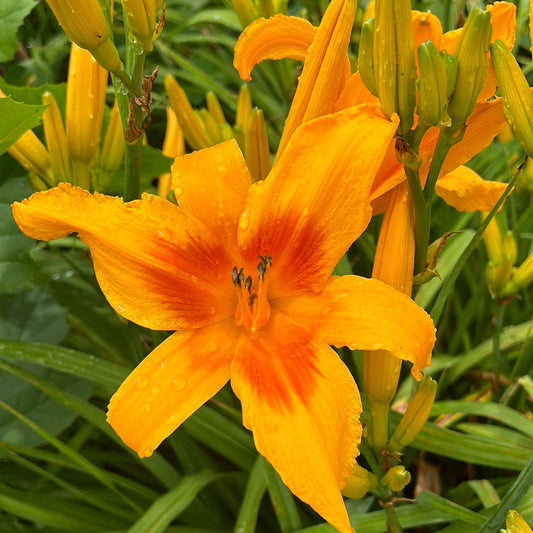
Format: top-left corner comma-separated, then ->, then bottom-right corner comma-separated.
231,311 -> 361,533
435,165 -> 506,212
418,98 -> 507,179
276,0 -> 355,159
12,183 -> 235,330
238,105 -> 398,297
334,71 -> 379,110
107,319 -> 238,457
412,10 -> 442,51
172,139 -> 252,256
275,276 -> 435,379
233,14 -> 317,81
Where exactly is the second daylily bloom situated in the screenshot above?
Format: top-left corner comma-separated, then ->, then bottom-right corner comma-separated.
12,105 -> 435,533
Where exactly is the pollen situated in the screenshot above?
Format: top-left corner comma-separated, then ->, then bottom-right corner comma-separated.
233,255 -> 272,332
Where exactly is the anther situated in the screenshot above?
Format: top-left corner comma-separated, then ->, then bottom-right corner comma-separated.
237,268 -> 244,285
244,275 -> 252,293
231,266 -> 239,286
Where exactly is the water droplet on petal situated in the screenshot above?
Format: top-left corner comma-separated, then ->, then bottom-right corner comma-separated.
218,164 -> 226,172
143,446 -> 154,457
239,211 -> 249,230
117,304 -> 125,312
150,385 -> 161,396
134,375 -> 150,389
200,187 -> 206,194
321,307 -> 331,316
302,207 -> 309,216
348,343 -> 358,351
191,274 -> 198,284
144,403 -> 152,412
172,377 -> 187,391
175,187 -> 182,195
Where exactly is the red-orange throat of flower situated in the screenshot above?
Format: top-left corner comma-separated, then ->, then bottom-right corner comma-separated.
233,255 -> 272,332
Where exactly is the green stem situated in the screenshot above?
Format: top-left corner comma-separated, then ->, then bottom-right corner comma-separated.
424,127 -> 454,201
405,166 -> 429,274
123,137 -> 143,201
492,303 -> 506,380
368,401 -> 390,452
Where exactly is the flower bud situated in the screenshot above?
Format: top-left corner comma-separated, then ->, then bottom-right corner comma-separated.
388,377 -> 437,452
417,41 -> 449,127
45,0 -> 122,74
245,108 -> 271,182
234,85 -> 252,149
381,465 -> 411,492
491,39 -> 533,157
230,0 -> 257,27
122,0 -> 160,51
8,131 -> 52,184
358,19 -> 377,97
503,510 -> 533,533
66,43 -> 108,189
206,92 -> 226,127
373,0 -> 416,134
502,252 -> 533,296
164,75 -> 210,150
98,100 -> 125,189
158,106 -> 184,198
447,8 -> 491,129
342,464 -> 378,499
42,91 -> 71,184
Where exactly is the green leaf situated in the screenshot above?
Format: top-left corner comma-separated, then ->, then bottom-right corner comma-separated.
0,177 -> 36,293
0,98 -> 46,156
0,0 -> 38,63
234,456 -> 268,533
0,78 -> 67,109
127,470 -> 222,533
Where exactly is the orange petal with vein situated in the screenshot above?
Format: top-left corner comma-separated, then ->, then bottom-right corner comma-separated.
231,311 -> 360,533
108,320 -> 238,457
12,183 -> 235,330
275,276 -> 435,379
233,15 -> 317,81
435,165 -> 507,212
239,105 -> 398,297
172,139 -> 251,256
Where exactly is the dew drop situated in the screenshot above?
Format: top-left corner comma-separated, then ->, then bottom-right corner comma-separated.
150,385 -> 161,396
143,446 -> 154,457
239,211 -> 249,230
218,164 -> 226,172
134,374 -> 150,390
144,403 -> 152,412
321,306 -> 331,316
191,274 -> 198,284
200,187 -> 206,194
175,187 -> 183,195
209,306 -> 216,314
117,304 -> 125,312
302,207 -> 309,216
348,343 -> 358,351
172,377 -> 187,391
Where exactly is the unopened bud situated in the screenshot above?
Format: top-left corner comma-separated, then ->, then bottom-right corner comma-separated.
230,0 -> 257,27
245,108 -> 271,182
358,19 -> 377,97
373,0 -> 416,134
381,465 -> 411,492
502,252 -> 533,296
388,377 -> 437,452
8,131 -> 52,184
417,41 -> 449,127
492,39 -> 533,157
42,91 -> 71,184
122,0 -> 160,52
441,52 -> 458,100
206,92 -> 226,127
447,8 -> 491,128
503,510 -> 533,533
98,100 -> 125,188
45,0 -> 122,74
342,464 -> 378,499
164,75 -> 210,150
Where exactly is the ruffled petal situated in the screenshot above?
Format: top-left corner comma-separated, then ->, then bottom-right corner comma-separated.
12,183 -> 235,330
276,0 -> 355,159
275,276 -> 435,379
172,139 -> 252,256
231,311 -> 360,533
233,15 -> 317,81
435,165 -> 507,212
238,105 -> 398,297
107,319 -> 238,457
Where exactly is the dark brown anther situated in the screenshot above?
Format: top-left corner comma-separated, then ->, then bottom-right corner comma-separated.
237,268 -> 244,285
257,255 -> 272,280
249,293 -> 257,307
244,276 -> 252,293
231,266 -> 239,286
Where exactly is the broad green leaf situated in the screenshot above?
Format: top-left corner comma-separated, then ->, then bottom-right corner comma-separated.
0,78 -> 67,110
0,98 -> 46,156
0,177 -> 36,293
0,0 -> 37,63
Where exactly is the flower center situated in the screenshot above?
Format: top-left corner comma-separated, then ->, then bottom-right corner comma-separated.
232,255 -> 272,333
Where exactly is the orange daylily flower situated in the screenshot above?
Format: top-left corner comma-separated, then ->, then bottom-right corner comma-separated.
12,105 -> 435,533
235,2 -> 515,212
234,0 -> 354,160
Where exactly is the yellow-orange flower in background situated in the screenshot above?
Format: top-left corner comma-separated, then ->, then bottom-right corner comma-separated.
12,105 -> 435,533
234,1 -> 515,213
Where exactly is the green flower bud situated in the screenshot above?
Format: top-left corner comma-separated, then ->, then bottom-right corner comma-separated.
441,52 -> 458,100
447,8 -> 491,128
342,464 -> 379,499
381,465 -> 411,492
388,377 -> 437,452
491,39 -> 533,158
358,19 -> 377,97
417,41 -> 449,127
373,0 -> 416,135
